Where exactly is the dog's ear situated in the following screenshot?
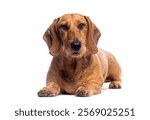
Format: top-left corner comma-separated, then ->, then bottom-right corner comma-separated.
43,18 -> 61,56
84,16 -> 101,54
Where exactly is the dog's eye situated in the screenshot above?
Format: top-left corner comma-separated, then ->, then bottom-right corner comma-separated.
78,23 -> 85,30
60,24 -> 69,31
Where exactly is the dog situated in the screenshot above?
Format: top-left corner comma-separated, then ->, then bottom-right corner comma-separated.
38,13 -> 122,97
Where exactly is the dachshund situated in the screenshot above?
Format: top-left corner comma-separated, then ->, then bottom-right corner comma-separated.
38,13 -> 122,97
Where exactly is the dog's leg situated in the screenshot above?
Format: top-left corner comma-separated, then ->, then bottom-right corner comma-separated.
38,82 -> 60,97
76,84 -> 101,97
103,51 -> 122,89
75,77 -> 103,97
107,69 -> 122,89
108,77 -> 121,89
107,61 -> 122,89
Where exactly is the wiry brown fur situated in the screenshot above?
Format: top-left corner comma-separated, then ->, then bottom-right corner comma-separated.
38,13 -> 122,97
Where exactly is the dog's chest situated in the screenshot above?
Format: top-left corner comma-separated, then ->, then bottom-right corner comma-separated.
58,58 -> 90,83
59,65 -> 84,83
59,66 -> 86,94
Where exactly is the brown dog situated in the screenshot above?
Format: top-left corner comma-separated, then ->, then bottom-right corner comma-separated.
38,13 -> 121,97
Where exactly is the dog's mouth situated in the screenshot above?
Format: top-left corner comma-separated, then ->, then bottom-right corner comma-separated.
70,50 -> 82,58
72,51 -> 80,55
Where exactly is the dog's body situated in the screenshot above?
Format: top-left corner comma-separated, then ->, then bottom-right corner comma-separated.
38,13 -> 121,97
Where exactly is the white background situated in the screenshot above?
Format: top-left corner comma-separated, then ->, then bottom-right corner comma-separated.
0,0 -> 150,120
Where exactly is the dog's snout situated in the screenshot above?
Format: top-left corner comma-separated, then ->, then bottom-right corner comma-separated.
71,41 -> 81,51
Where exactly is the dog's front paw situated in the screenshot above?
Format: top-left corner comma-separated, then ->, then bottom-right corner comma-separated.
38,83 -> 60,97
38,87 -> 54,97
76,86 -> 101,97
76,88 -> 90,97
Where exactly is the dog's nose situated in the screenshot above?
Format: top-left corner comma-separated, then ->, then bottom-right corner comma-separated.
71,41 -> 81,51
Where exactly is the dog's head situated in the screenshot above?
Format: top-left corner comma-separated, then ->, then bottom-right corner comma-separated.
43,13 -> 101,58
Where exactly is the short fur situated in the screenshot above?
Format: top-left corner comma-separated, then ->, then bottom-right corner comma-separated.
38,13 -> 122,97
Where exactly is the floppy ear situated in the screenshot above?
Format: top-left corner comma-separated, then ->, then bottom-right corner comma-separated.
84,16 -> 101,54
43,18 -> 61,56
